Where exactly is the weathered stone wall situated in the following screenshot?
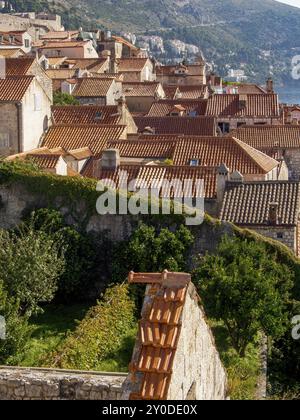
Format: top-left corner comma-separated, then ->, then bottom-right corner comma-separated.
167,283 -> 227,400
0,367 -> 126,400
250,226 -> 297,255
284,149 -> 300,181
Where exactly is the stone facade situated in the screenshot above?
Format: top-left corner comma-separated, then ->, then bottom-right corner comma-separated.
0,367 -> 126,400
167,283 -> 227,400
251,225 -> 299,256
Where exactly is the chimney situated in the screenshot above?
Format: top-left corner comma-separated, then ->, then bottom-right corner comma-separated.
238,94 -> 247,111
230,170 -> 244,183
217,163 -> 229,208
117,95 -> 126,118
269,202 -> 279,225
266,78 -> 274,93
101,149 -> 120,170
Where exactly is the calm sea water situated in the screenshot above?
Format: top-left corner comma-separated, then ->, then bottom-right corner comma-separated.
277,86 -> 300,104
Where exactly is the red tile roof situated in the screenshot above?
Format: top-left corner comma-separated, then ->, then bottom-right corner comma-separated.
26,154 -> 61,169
118,58 -> 149,72
229,125 -> 300,150
206,94 -> 279,117
177,85 -> 208,99
108,135 -> 279,174
220,181 -> 300,226
147,99 -> 207,117
128,271 -> 191,400
123,82 -> 162,97
82,161 -> 217,199
73,78 -> 114,97
0,75 -> 33,101
163,86 -> 179,100
134,116 -> 216,136
43,124 -> 126,155
39,41 -> 89,49
4,57 -> 35,76
51,105 -> 121,125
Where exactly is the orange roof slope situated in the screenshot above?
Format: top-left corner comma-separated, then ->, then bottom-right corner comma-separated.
127,271 -> 191,400
147,99 -> 207,117
134,116 -> 216,136
51,105 -> 120,125
206,94 -> 279,117
73,78 -> 114,97
229,125 -> 300,150
5,57 -> 35,76
82,163 -> 216,198
0,75 -> 33,101
43,124 -> 126,155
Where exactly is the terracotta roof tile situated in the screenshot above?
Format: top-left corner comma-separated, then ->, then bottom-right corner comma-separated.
147,99 -> 207,117
82,162 -> 216,199
43,124 -> 126,155
118,58 -> 148,72
127,271 -> 191,400
177,85 -> 208,99
220,181 -> 300,226
73,78 -> 114,97
26,154 -> 61,169
134,116 -> 216,136
206,94 -> 279,117
52,105 -> 120,125
123,82 -> 162,97
4,57 -> 35,76
0,75 -> 33,101
163,86 -> 179,100
229,125 -> 300,150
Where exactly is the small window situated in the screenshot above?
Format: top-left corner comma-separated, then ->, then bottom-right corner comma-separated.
190,159 -> 199,167
25,39 -> 30,48
34,93 -> 42,111
218,122 -> 230,134
277,232 -> 284,239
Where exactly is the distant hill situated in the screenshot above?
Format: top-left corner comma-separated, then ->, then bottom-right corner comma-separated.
4,0 -> 300,84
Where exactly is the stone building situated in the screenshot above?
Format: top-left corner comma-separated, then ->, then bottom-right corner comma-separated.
72,77 -> 122,106
229,125 -> 300,180
220,178 -> 300,255
205,93 -> 282,133
117,57 -> 156,82
0,74 -> 52,156
123,81 -> 165,113
156,58 -> 206,87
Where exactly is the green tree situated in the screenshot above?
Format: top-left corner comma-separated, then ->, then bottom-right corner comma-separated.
53,92 -> 79,106
0,280 -> 32,365
0,225 -> 65,316
28,209 -> 98,302
112,223 -> 194,281
193,236 -> 294,357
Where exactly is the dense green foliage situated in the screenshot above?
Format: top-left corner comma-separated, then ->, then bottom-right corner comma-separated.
44,283 -> 136,371
53,92 -> 80,106
0,222 -> 64,316
28,209 -> 99,301
112,223 -> 194,281
0,281 -> 32,365
194,236 -> 294,356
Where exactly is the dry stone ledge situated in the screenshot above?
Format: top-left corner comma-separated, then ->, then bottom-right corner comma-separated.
0,367 -> 126,400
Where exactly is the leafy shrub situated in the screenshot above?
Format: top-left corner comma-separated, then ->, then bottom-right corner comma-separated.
0,224 -> 65,316
44,283 -> 135,370
112,223 -> 194,281
193,236 -> 294,357
28,209 -> 99,302
0,280 -> 32,365
53,92 -> 79,106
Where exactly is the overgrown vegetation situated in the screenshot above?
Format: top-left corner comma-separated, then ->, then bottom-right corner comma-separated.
193,236 -> 294,357
44,284 -> 136,371
0,164 -> 299,397
53,92 -> 80,106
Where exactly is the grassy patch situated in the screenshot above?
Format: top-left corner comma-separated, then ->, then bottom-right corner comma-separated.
210,320 -> 261,400
19,304 -> 90,367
